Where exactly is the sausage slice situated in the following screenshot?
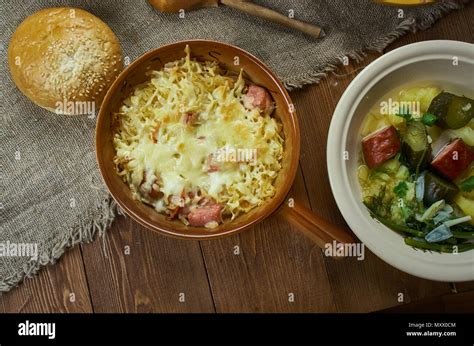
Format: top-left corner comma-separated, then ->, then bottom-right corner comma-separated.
188,204 -> 223,227
431,138 -> 474,180
243,85 -> 274,114
362,126 -> 401,169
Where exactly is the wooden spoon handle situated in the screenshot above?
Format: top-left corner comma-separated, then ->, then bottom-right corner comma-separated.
220,0 -> 325,38
277,199 -> 356,258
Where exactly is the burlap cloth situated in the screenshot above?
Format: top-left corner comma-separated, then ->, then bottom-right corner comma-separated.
0,0 -> 469,292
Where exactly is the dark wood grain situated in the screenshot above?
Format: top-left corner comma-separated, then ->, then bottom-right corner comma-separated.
80,216 -> 215,312
453,281 -> 474,293
1,1 -> 473,313
0,247 -> 92,312
200,167 -> 338,312
442,290 -> 474,312
382,289 -> 474,313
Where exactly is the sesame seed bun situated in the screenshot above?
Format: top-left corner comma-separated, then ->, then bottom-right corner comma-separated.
8,7 -> 123,115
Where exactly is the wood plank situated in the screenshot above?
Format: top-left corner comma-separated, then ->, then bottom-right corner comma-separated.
381,295 -> 445,313
294,2 -> 474,312
381,288 -> 474,313
81,216 -> 215,312
199,167 -> 338,312
0,247 -> 92,313
451,281 -> 474,293
0,295 -> 4,312
442,290 -> 474,313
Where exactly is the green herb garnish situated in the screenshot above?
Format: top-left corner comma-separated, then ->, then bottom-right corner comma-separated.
459,176 -> 474,192
394,181 -> 409,198
421,112 -> 438,126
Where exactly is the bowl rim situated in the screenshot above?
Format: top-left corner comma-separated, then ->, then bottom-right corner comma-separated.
327,40 -> 474,282
95,39 -> 300,240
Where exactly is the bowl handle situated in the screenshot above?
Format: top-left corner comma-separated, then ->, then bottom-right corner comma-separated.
277,199 -> 356,259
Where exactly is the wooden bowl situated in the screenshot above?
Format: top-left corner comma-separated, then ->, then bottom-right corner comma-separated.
96,40 -> 299,239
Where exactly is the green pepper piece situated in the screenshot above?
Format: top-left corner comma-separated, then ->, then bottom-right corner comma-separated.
401,121 -> 431,172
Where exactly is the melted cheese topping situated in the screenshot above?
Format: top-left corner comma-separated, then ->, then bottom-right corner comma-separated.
113,47 -> 284,222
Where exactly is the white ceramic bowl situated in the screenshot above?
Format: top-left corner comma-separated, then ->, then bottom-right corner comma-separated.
328,40 -> 474,282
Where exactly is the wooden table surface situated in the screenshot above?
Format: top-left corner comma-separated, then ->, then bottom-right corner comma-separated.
2,3 -> 473,313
